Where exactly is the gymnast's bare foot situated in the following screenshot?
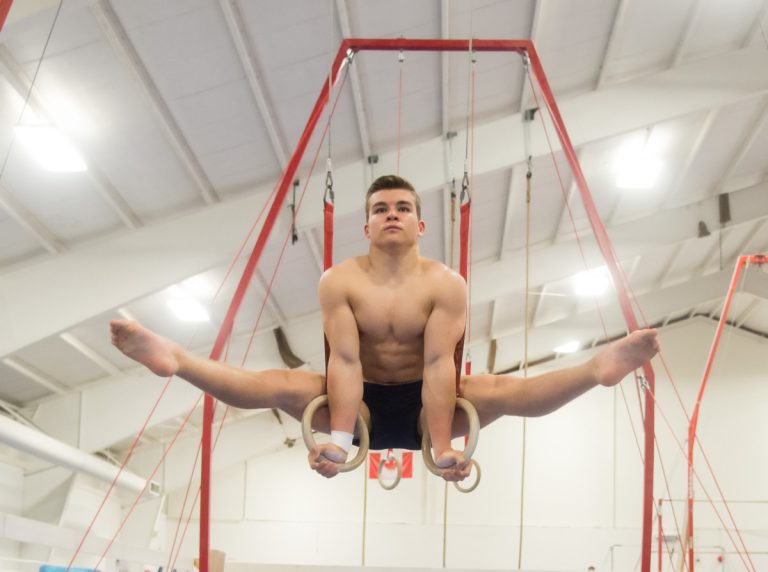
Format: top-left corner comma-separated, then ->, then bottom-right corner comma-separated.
110,320 -> 181,378
592,329 -> 659,387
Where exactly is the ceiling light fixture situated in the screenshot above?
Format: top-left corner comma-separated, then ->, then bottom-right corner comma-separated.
573,267 -> 611,297
167,286 -> 210,322
15,125 -> 87,172
553,340 -> 580,354
615,138 -> 661,190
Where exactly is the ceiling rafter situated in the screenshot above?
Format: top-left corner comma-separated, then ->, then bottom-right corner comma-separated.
551,149 -> 582,241
595,0 -> 629,89
2,357 -> 68,395
517,0 -> 543,114
671,0 -> 702,67
489,262 -> 752,344
528,285 -> 547,329
711,97 -> 768,196
744,0 -> 768,46
658,109 -> 719,211
734,297 -> 762,328
59,332 -> 122,377
218,0 -> 287,170
91,0 -> 220,205
253,269 -> 287,328
488,165 -> 521,339
0,46 -> 142,230
0,185 -> 64,253
657,243 -> 687,290
335,0 -> 373,172
698,216 -> 768,274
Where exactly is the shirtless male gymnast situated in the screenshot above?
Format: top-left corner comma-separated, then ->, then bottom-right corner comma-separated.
111,175 -> 659,481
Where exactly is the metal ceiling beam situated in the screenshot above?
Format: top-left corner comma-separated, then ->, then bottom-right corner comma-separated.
733,297 -> 762,328
658,109 -> 719,210
671,0 -> 702,67
551,150 -> 580,241
518,0 -> 543,113
335,0 -> 373,170
2,357 -> 68,394
711,96 -> 768,196
744,0 -> 768,46
595,0 -> 629,89
302,228 -> 325,274
698,217 -> 768,275
488,264 -> 740,348
91,0 -> 220,205
59,332 -> 121,377
218,0 -> 287,169
474,179 -> 768,306
656,242 -> 686,289
0,185 -> 64,253
3,46 -> 768,355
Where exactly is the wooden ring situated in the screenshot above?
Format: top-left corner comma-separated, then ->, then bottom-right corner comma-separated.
301,395 -> 369,472
453,459 -> 481,493
377,455 -> 402,490
421,397 -> 479,477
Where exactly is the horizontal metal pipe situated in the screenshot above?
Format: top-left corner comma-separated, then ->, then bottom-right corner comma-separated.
0,414 -> 157,496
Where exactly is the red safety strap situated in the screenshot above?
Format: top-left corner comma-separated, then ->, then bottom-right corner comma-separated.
454,199 -> 472,389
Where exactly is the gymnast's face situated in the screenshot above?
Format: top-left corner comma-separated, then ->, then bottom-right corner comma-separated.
364,188 -> 425,245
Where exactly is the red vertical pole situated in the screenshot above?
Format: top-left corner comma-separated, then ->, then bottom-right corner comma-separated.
685,253 -> 766,571
198,40 -> 353,572
0,0 -> 14,33
526,43 -> 656,572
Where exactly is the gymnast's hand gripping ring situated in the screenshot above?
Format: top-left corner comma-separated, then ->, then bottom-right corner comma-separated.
301,394 -> 369,472
421,397 -> 480,479
453,459 -> 481,493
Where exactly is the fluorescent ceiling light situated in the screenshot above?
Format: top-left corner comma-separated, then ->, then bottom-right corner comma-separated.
573,268 -> 610,297
553,340 -> 580,354
181,274 -> 216,299
167,286 -> 210,322
615,139 -> 661,190
15,125 -> 87,172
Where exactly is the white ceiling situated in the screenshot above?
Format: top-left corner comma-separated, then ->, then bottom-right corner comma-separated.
0,0 -> 767,462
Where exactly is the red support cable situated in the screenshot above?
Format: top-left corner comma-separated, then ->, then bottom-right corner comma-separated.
686,253 -> 766,572
526,43 -> 656,572
198,43 -> 352,572
0,0 -> 13,33
199,36 -> 656,571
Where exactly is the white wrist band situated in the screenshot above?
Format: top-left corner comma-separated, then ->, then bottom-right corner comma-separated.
331,430 -> 354,453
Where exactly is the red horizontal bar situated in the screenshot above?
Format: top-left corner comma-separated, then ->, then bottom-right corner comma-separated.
343,37 -> 530,54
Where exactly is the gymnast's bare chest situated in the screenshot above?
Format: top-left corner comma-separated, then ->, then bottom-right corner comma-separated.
348,281 -> 433,343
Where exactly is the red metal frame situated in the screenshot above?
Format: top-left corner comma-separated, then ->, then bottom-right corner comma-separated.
686,253 -> 766,571
0,0 -> 14,33
199,38 -> 656,572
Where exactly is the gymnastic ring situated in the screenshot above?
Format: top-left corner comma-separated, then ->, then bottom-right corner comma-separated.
420,397 -> 480,477
377,455 -> 402,491
301,395 -> 369,472
453,459 -> 481,493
